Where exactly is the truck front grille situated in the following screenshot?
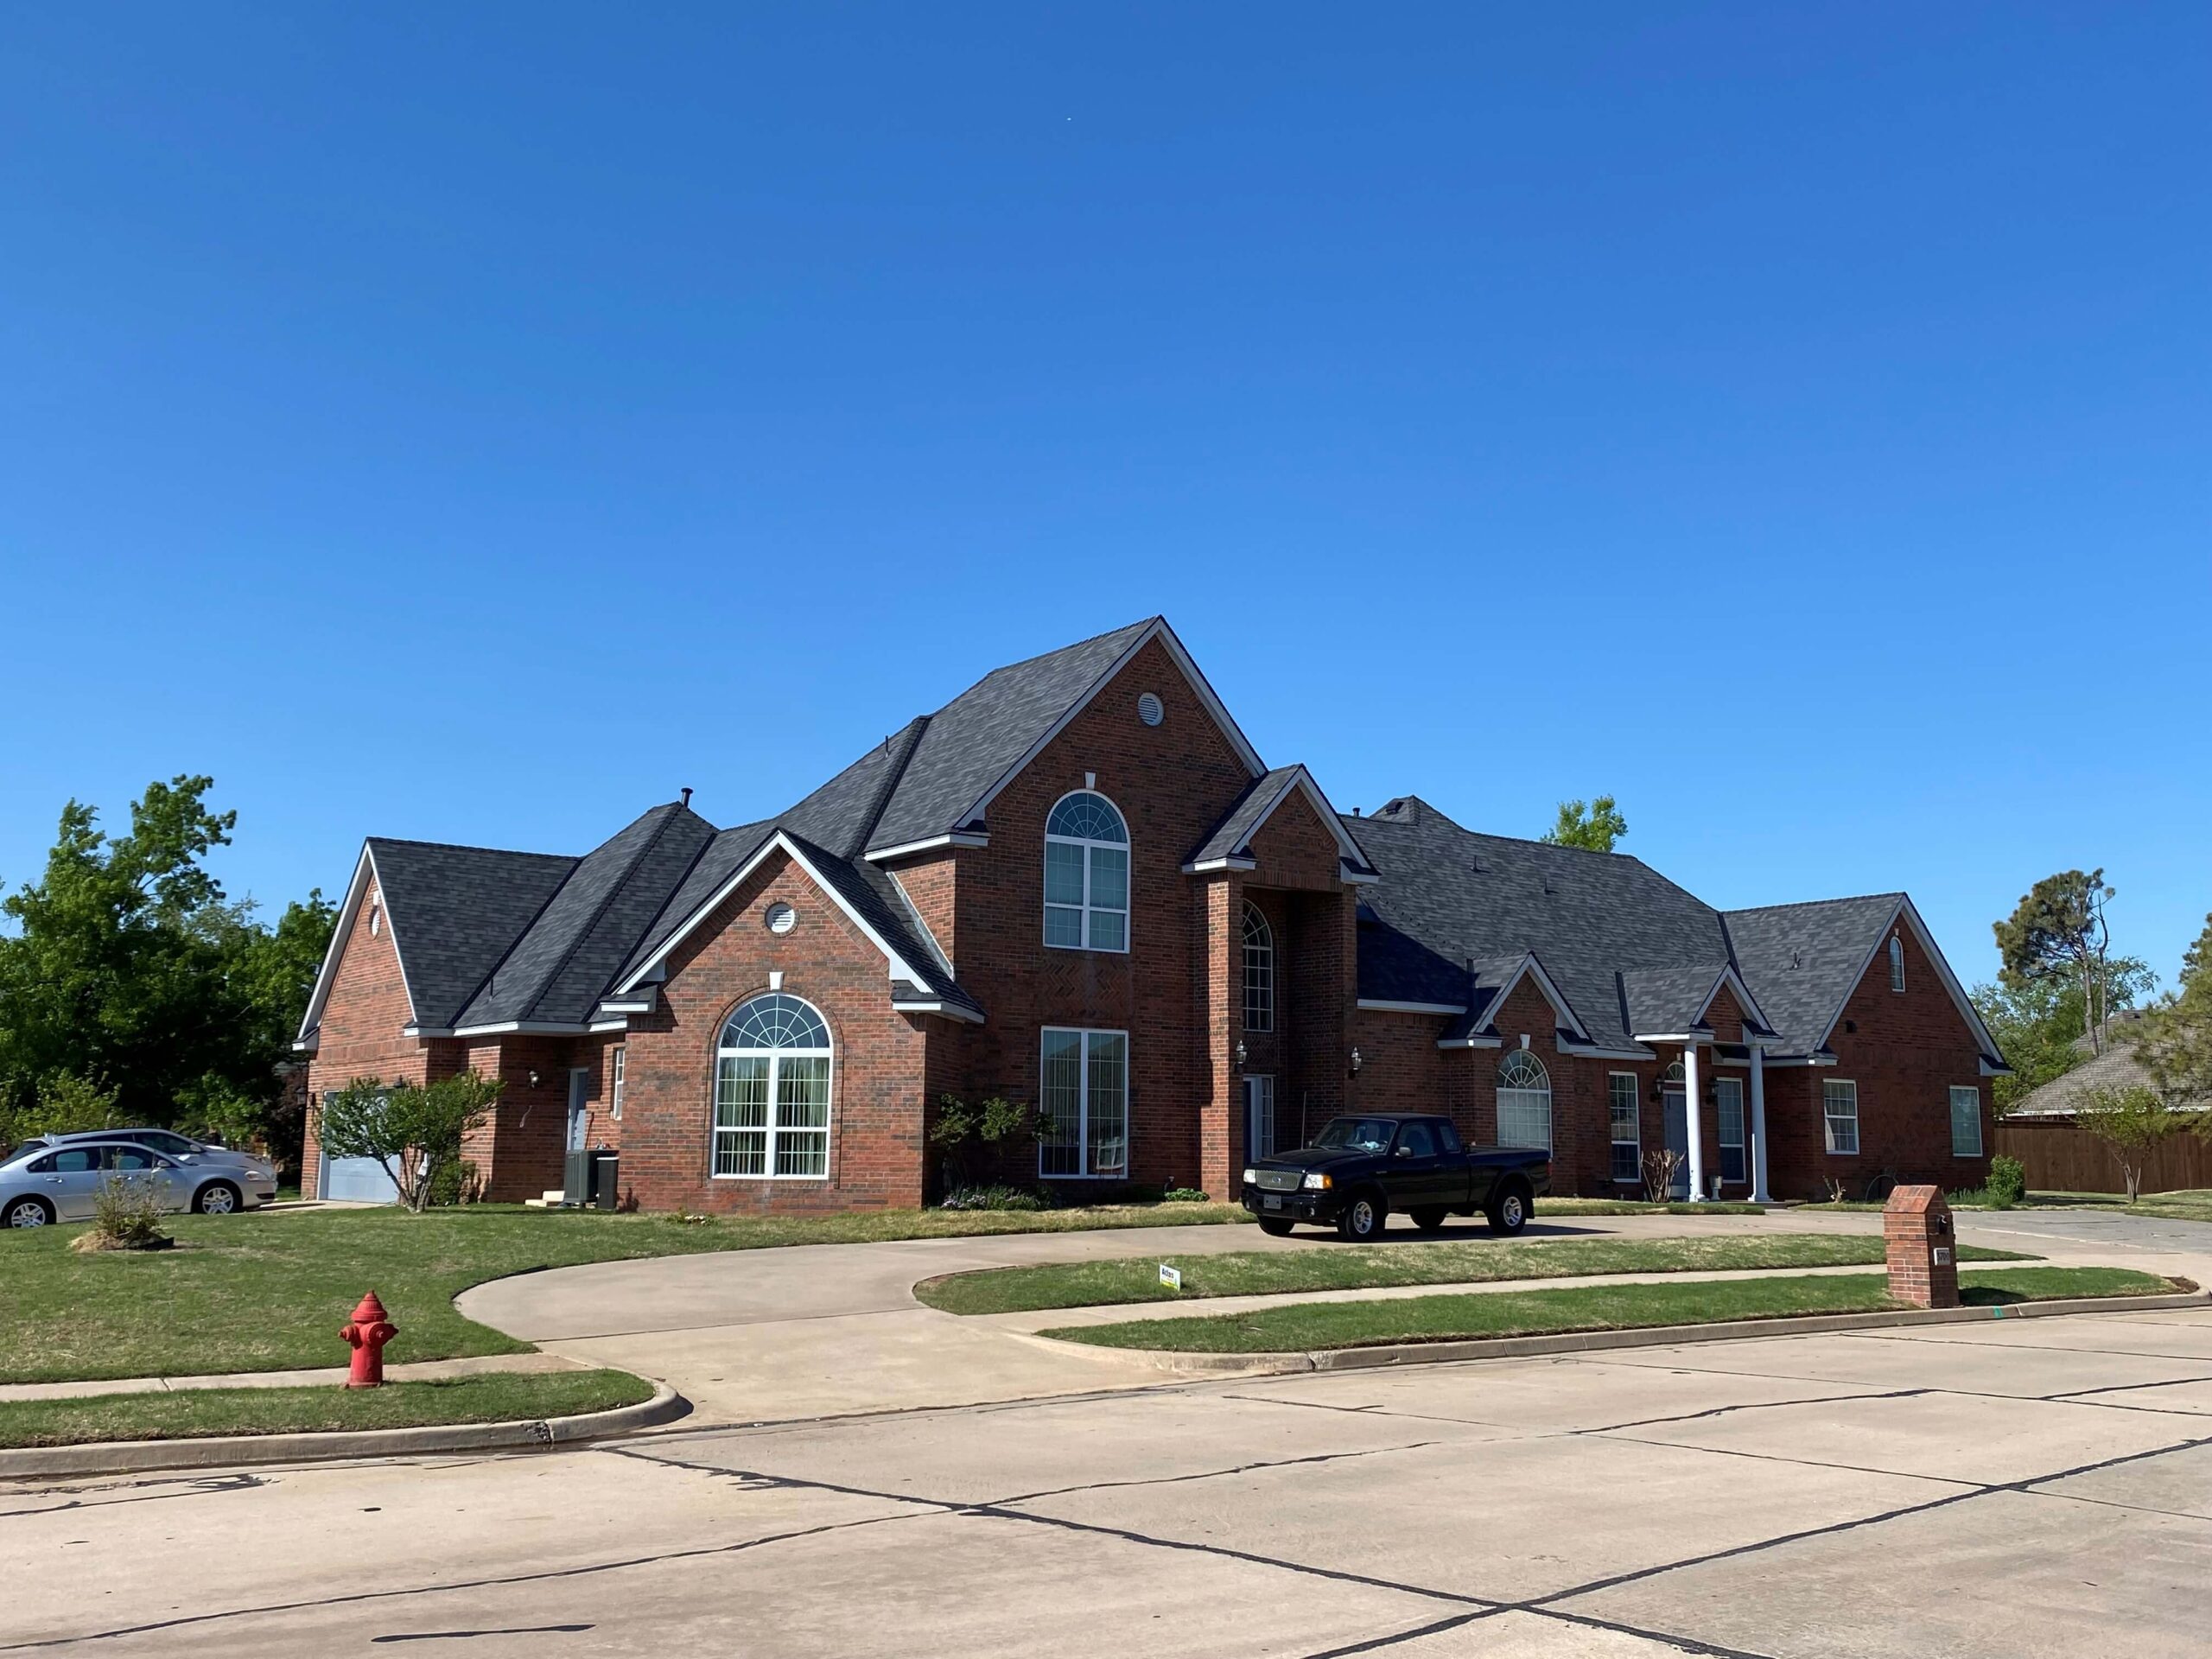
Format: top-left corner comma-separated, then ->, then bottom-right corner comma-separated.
1254,1169 -> 1303,1192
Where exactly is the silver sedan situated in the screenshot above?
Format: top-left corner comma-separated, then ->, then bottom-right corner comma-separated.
0,1140 -> 274,1228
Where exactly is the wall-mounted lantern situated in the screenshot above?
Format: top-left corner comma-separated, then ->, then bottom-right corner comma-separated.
1233,1039 -> 1248,1072
1349,1046 -> 1363,1077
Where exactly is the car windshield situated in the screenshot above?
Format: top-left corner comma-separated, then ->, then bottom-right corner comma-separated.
1312,1117 -> 1399,1154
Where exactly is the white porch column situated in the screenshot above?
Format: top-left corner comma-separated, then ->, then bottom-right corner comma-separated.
1749,1046 -> 1772,1204
1683,1042 -> 1707,1203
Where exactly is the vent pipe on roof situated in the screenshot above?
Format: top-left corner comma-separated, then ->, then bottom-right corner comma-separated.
680,787 -> 693,808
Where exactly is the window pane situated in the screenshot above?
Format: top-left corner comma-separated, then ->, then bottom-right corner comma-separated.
1086,1032 -> 1128,1178
1823,1081 -> 1859,1155
1950,1086 -> 1983,1158
1717,1080 -> 1746,1183
1039,1030 -> 1084,1176
1044,905 -> 1084,948
1088,847 -> 1128,911
1608,1074 -> 1640,1180
1088,908 -> 1126,951
715,1056 -> 769,1176
1499,1088 -> 1552,1152
1045,841 -> 1086,906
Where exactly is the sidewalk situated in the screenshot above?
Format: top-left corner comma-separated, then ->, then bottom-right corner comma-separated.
0,1350 -> 583,1405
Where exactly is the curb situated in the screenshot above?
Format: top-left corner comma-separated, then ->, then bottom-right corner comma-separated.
0,1380 -> 690,1482
1032,1289 -> 2212,1377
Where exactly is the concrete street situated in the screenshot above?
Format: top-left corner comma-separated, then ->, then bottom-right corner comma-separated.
6,1208 -> 2209,1657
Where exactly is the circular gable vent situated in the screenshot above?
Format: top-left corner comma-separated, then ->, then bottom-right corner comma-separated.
1136,691 -> 1165,727
765,902 -> 797,936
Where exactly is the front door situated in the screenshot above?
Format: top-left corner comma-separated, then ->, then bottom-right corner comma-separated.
1662,1084 -> 1690,1198
567,1069 -> 592,1153
1243,1075 -> 1277,1160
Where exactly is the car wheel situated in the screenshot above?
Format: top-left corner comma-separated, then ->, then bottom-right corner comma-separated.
194,1181 -> 241,1216
4,1197 -> 54,1229
1408,1206 -> 1448,1233
1337,1192 -> 1387,1242
1486,1182 -> 1530,1236
1257,1217 -> 1295,1237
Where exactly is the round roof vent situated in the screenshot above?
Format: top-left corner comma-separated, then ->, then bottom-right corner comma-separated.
765,901 -> 797,936
1136,691 -> 1165,728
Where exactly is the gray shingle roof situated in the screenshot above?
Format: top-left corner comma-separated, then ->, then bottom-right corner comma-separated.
1189,766 -> 1305,864
1722,894 -> 1904,1055
1618,963 -> 1734,1038
365,839 -> 578,1027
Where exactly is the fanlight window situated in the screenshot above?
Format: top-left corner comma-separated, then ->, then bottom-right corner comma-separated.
1497,1049 -> 1553,1152
1242,903 -> 1274,1033
713,993 -> 831,1179
1044,791 -> 1129,952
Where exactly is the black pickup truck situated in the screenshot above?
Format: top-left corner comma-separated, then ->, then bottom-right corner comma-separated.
1240,1114 -> 1552,1241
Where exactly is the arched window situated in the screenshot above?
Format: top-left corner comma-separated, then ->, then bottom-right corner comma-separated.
1497,1049 -> 1553,1151
1242,902 -> 1274,1033
713,993 -> 831,1179
1044,791 -> 1129,952
1890,935 -> 1905,993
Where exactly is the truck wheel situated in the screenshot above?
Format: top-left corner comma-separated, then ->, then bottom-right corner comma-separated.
1338,1192 -> 1387,1242
1486,1181 -> 1530,1236
1408,1207 -> 1448,1233
1257,1217 -> 1295,1237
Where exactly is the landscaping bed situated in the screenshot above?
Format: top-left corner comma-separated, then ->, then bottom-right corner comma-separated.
1039,1267 -> 2177,1353
0,1369 -> 653,1450
0,1201 -> 1247,1386
914,1232 -> 2033,1315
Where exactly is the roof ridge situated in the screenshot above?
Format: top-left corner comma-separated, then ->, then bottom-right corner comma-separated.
368,835 -> 575,862
518,804 -> 690,1021
949,616 -> 1157,699
435,842 -> 598,1027
845,715 -> 931,859
1725,892 -> 1906,916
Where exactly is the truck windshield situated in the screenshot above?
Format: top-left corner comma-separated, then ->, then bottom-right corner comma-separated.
1312,1118 -> 1398,1154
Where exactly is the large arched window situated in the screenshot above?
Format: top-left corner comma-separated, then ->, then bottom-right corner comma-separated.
1242,902 -> 1274,1033
713,993 -> 831,1179
1044,791 -> 1129,952
1497,1050 -> 1553,1152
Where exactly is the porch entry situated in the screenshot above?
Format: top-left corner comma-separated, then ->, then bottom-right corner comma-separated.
1243,1074 -> 1277,1160
1661,1074 -> 1691,1198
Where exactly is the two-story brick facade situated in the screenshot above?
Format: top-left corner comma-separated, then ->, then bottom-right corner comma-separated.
299,617 -> 2006,1211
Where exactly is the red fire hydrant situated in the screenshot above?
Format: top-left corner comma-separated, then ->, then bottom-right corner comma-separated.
340,1291 -> 397,1389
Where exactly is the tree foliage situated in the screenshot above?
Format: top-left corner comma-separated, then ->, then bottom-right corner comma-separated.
928,1093 -> 1041,1192
0,777 -> 334,1152
1541,796 -> 1628,854
1972,955 -> 2157,1115
1993,869 -> 2119,1052
317,1071 -> 504,1212
2133,912 -> 2212,1111
2070,1083 -> 2191,1203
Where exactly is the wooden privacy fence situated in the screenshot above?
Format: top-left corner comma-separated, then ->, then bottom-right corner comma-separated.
1994,1116 -> 2212,1195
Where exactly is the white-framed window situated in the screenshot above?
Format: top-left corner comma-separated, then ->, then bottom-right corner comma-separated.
1039,1027 -> 1128,1178
1044,791 -> 1130,952
1608,1072 -> 1640,1182
1716,1077 -> 1746,1184
713,994 -> 831,1179
1823,1078 -> 1859,1156
609,1046 -> 626,1122
1497,1050 -> 1553,1152
1950,1085 -> 1984,1158
1890,935 -> 1905,993
1243,902 -> 1274,1033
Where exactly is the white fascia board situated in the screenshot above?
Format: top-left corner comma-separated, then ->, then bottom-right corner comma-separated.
1357,999 -> 1470,1015
1692,964 -> 1778,1039
1437,1035 -> 1504,1050
1754,1052 -> 1838,1068
963,620 -> 1268,833
448,1020 -> 591,1038
1340,864 -> 1383,886
297,847 -> 399,1040
864,830 -> 989,864
613,830 -> 932,997
1562,1044 -> 1659,1062
1182,855 -> 1258,874
884,865 -> 957,978
1980,1055 -> 2014,1077
291,1036 -> 319,1054
596,998 -> 656,1014
588,1019 -> 631,1034
1630,1032 -> 1715,1046
891,997 -> 986,1025
1493,954 -> 1593,1044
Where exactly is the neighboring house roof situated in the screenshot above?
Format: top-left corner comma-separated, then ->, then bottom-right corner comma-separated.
2007,1012 -> 2190,1116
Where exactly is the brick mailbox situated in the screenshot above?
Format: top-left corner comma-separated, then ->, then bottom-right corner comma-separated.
1883,1184 -> 1959,1309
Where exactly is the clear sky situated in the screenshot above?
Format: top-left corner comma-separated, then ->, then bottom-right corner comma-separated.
2,4 -> 2206,989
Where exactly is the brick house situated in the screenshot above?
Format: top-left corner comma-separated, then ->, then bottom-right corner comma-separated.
298,617 -> 2005,1210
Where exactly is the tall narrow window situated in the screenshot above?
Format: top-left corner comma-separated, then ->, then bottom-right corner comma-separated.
1044,791 -> 1130,952
1242,902 -> 1274,1033
1497,1050 -> 1553,1152
1890,935 -> 1905,993
609,1046 -> 626,1122
1716,1077 -> 1746,1184
1950,1085 -> 1984,1158
1823,1078 -> 1859,1155
1039,1027 -> 1129,1178
1607,1072 -> 1641,1181
713,994 -> 831,1179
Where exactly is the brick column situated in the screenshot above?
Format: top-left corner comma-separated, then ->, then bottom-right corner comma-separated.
1883,1184 -> 1960,1308
1195,874 -> 1243,1199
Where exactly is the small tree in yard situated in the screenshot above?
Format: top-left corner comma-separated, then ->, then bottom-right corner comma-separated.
1640,1147 -> 1685,1205
929,1094 -> 1041,1192
318,1071 -> 502,1213
2071,1084 -> 2190,1203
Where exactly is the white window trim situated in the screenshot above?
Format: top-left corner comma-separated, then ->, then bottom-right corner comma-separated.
610,1046 -> 626,1122
1038,1025 -> 1131,1179
1823,1077 -> 1860,1157
1243,901 -> 1274,1034
1497,1050 -> 1554,1154
1950,1084 -> 1984,1158
1715,1076 -> 1747,1184
1043,790 -> 1132,955
711,995 -> 834,1182
1607,1071 -> 1641,1183
1890,935 -> 1906,994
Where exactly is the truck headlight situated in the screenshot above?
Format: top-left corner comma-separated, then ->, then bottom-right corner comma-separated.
1242,1168 -> 1257,1186
1302,1171 -> 1331,1191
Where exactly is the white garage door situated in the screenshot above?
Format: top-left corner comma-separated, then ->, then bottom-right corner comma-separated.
320,1154 -> 400,1204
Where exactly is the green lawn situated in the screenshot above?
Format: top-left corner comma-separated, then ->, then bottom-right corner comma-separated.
0,1200 -> 1246,1385
0,1369 -> 654,1450
1041,1266 -> 2176,1353
914,1232 -> 2033,1315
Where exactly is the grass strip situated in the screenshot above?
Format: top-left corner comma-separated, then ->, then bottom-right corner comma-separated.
0,1201 -> 1245,1385
1040,1266 -> 2175,1353
0,1369 -> 654,1450
915,1233 -> 2033,1315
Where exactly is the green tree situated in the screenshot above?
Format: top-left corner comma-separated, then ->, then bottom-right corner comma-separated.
2071,1083 -> 2190,1203
1973,955 -> 2157,1115
316,1071 -> 504,1212
2134,912 -> 2212,1111
1994,869 -> 2119,1052
1541,796 -> 1628,853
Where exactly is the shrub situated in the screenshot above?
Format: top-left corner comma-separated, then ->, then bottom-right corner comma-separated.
1985,1154 -> 2027,1208
938,1184 -> 1049,1212
77,1173 -> 171,1252
1160,1186 -> 1211,1204
929,1094 -> 1043,1192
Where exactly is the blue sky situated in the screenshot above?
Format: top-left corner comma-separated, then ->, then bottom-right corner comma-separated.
2,3 -> 2206,988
